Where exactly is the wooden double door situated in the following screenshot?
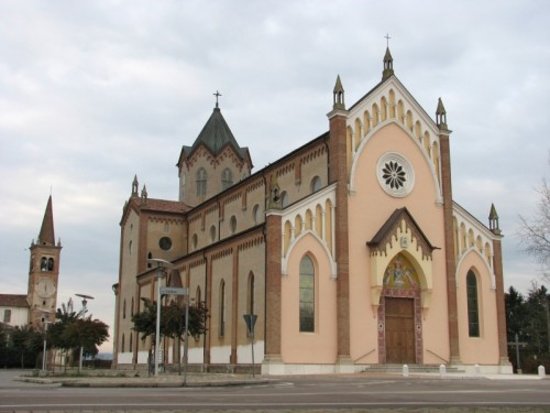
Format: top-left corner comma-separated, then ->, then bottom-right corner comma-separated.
385,297 -> 416,364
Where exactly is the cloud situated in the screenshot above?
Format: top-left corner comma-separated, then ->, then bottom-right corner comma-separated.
0,0 -> 549,352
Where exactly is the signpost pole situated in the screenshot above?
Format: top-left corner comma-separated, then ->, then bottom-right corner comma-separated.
243,314 -> 257,378
155,272 -> 162,377
251,321 -> 255,378
148,258 -> 174,377
515,333 -> 521,374
183,293 -> 190,386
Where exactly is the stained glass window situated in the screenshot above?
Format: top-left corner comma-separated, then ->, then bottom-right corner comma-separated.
299,256 -> 315,332
467,270 -> 480,337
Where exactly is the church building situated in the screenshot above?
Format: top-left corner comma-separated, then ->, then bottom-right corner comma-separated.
112,48 -> 511,374
0,196 -> 61,331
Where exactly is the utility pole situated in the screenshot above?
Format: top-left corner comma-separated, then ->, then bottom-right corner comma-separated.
508,333 -> 527,374
544,297 -> 550,353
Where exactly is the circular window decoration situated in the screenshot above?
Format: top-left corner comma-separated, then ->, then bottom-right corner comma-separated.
159,236 -> 172,251
376,152 -> 415,197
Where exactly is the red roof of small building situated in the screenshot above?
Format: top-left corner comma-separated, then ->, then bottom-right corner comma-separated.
0,294 -> 29,308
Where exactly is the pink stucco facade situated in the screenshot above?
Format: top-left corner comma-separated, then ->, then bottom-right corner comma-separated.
114,49 -> 510,375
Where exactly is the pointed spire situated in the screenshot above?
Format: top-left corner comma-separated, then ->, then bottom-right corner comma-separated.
131,175 -> 139,197
332,75 -> 346,110
37,195 -> 55,246
141,184 -> 148,201
382,47 -> 394,80
436,97 -> 448,130
489,203 -> 501,235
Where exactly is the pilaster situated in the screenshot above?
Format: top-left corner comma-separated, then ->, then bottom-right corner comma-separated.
264,212 -> 282,359
327,108 -> 351,359
493,238 -> 510,365
439,129 -> 460,364
230,249 -> 239,364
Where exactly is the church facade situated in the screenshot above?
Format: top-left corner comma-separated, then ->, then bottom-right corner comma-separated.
112,48 -> 511,374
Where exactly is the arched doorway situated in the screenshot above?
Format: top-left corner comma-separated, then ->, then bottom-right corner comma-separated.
378,253 -> 423,364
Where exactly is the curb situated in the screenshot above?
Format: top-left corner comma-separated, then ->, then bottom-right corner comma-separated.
61,379 -> 272,388
16,376 -> 273,388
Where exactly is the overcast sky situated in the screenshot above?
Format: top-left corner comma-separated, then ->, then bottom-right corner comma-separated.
1,1 -> 549,353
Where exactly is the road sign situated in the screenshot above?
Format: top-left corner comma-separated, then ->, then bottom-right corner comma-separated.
243,314 -> 258,378
160,287 -> 188,296
243,314 -> 257,335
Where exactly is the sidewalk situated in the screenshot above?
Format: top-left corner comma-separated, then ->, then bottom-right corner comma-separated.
16,372 -> 273,388
15,370 -> 546,388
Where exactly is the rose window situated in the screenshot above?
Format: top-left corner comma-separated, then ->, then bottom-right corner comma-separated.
382,161 -> 407,189
376,153 -> 415,197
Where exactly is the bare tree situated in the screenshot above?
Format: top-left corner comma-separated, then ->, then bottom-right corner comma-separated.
520,174 -> 550,278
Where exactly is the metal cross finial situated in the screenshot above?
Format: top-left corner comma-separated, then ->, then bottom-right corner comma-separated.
385,33 -> 391,48
213,90 -> 222,108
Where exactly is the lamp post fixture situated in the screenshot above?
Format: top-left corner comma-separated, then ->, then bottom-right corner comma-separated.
75,293 -> 94,372
148,258 -> 174,377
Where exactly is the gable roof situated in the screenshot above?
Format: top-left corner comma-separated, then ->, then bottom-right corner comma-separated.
119,197 -> 191,226
0,294 -> 29,308
367,207 -> 438,257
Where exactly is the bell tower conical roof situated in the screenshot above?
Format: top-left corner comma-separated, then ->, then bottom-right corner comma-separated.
189,106 -> 248,161
37,195 -> 55,246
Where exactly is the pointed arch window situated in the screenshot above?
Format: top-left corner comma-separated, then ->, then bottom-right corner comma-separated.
252,204 -> 260,225
121,333 -> 125,353
299,255 -> 315,332
196,168 -> 207,197
310,176 -> 321,193
230,216 -> 237,234
280,191 -> 289,208
221,168 -> 233,190
131,297 -> 134,316
40,257 -> 48,271
467,270 -> 480,337
247,272 -> 255,315
123,299 -> 127,319
196,286 -> 201,304
219,279 -> 226,337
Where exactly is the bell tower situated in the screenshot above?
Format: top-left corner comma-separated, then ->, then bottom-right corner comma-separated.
27,195 -> 62,328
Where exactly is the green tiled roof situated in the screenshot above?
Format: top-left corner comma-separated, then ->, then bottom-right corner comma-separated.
190,107 -> 247,159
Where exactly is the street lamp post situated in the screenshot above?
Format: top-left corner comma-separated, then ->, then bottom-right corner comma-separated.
148,258 -> 174,377
41,311 -> 52,373
75,293 -> 94,373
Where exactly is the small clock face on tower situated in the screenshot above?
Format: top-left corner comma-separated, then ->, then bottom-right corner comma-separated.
36,278 -> 56,298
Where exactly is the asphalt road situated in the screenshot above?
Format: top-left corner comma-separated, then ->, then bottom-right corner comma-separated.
1,370 -> 550,412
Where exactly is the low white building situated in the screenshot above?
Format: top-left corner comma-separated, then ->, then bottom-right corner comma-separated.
0,294 -> 29,327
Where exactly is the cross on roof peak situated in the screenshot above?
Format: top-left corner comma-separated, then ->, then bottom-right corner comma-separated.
213,90 -> 222,108
385,33 -> 391,48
